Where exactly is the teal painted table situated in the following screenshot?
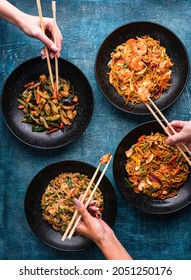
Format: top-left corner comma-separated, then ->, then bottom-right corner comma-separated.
1,0 -> 191,260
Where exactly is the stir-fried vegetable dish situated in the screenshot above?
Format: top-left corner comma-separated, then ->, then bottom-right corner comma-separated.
108,35 -> 173,105
17,74 -> 78,134
41,172 -> 104,235
125,132 -> 189,199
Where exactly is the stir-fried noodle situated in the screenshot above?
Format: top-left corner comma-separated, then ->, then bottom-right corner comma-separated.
125,132 -> 189,199
108,35 -> 173,105
41,172 -> 104,234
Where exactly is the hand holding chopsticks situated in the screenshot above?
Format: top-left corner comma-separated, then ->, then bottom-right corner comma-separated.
52,1 -> 59,95
36,0 -> 60,93
61,153 -> 112,242
144,94 -> 191,166
36,0 -> 54,88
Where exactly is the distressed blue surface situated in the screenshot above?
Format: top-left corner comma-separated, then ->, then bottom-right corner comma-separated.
1,0 -> 191,260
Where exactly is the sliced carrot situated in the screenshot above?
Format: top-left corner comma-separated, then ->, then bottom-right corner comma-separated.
169,155 -> 178,164
171,167 -> 180,176
138,135 -> 146,142
24,81 -> 34,88
18,105 -> 25,109
52,83 -> 57,99
129,176 -> 139,182
47,127 -> 59,134
36,92 -> 41,104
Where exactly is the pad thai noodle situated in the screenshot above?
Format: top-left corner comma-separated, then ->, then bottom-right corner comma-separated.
41,172 -> 104,234
125,132 -> 189,199
108,35 -> 173,105
17,74 -> 78,134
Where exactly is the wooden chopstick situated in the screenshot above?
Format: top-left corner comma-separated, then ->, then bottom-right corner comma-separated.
36,0 -> 54,89
147,96 -> 191,157
67,155 -> 112,239
52,1 -> 59,94
61,161 -> 102,241
145,100 -> 191,166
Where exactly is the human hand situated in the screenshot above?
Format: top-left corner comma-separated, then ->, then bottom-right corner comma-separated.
74,198 -> 114,245
20,14 -> 63,58
166,120 -> 191,148
74,198 -> 132,260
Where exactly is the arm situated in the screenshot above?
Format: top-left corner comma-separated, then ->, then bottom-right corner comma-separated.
166,120 -> 191,148
74,198 -> 132,260
0,0 -> 63,58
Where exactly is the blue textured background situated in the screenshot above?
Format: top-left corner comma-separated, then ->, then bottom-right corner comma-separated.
1,0 -> 191,260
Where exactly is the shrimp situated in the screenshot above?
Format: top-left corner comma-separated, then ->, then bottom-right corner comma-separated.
100,153 -> 111,164
118,69 -> 133,81
137,87 -> 150,102
130,56 -> 145,71
126,38 -> 136,46
133,41 -> 147,55
159,60 -> 171,73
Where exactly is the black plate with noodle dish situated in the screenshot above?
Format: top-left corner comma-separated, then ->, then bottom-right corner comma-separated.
95,21 -> 189,115
25,160 -> 117,251
113,121 -> 191,214
1,57 -> 93,149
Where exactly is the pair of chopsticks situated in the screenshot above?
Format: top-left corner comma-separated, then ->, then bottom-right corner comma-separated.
61,154 -> 112,242
36,0 -> 59,92
144,95 -> 191,166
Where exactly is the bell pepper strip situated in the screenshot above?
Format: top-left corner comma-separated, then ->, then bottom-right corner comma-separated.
59,122 -> 65,129
124,177 -> 133,189
32,125 -> 46,132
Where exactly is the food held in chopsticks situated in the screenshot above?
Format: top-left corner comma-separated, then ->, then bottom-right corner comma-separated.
17,74 -> 78,133
100,153 -> 111,164
125,132 -> 189,199
108,35 -> 173,105
41,172 -> 104,235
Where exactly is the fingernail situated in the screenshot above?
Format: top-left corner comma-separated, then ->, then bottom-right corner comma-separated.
50,53 -> 55,59
41,54 -> 46,60
98,213 -> 102,219
74,198 -> 81,207
92,206 -> 99,211
50,44 -> 58,52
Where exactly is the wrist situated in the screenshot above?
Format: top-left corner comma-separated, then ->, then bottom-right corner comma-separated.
96,231 -> 132,260
0,1 -> 28,31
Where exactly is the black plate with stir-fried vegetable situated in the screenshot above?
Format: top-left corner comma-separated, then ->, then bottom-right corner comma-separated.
18,74 -> 78,134
1,57 -> 94,149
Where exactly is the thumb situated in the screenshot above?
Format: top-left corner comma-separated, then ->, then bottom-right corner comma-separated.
74,198 -> 91,221
166,133 -> 185,146
37,32 -> 58,52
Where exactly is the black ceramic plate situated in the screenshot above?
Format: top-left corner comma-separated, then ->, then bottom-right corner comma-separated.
1,57 -> 93,149
113,121 -> 191,214
95,21 -> 189,115
25,160 -> 117,251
